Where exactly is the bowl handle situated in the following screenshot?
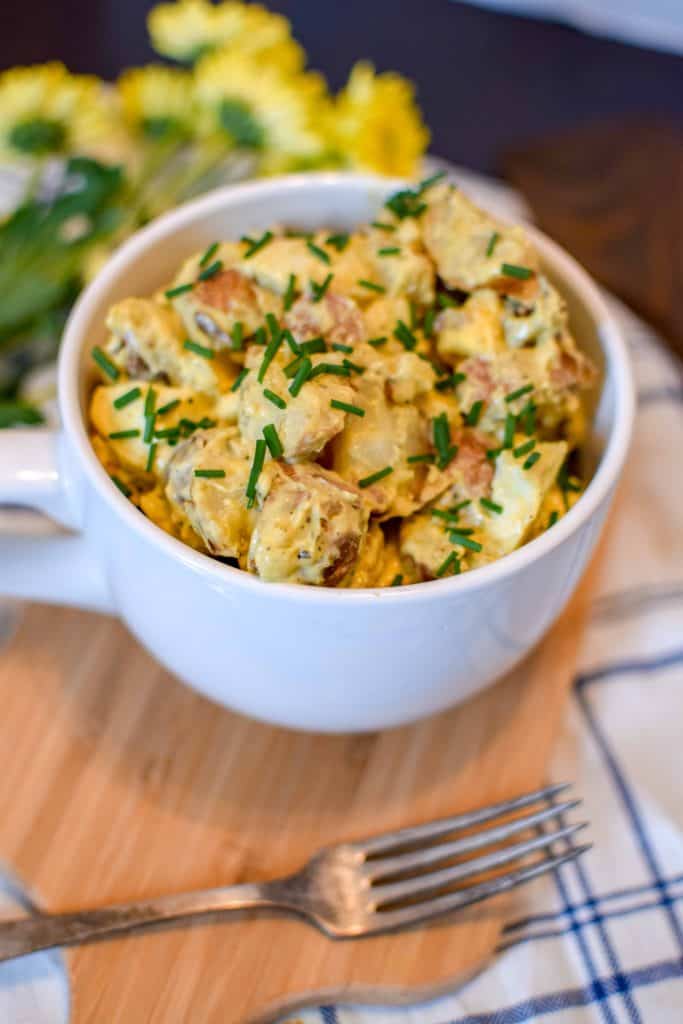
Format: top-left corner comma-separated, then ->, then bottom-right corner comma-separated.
0,430 -> 113,613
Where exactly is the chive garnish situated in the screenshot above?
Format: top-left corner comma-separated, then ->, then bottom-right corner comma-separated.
480,497 -> 503,515
263,388 -> 286,410
198,259 -> 223,281
436,551 -> 461,577
253,326 -> 267,346
199,241 -> 219,267
332,342 -> 353,353
486,447 -> 502,462
358,279 -> 385,294
368,336 -> 388,347
246,438 -> 267,506
113,386 -> 141,409
521,400 -> 536,436
503,412 -> 516,449
283,273 -> 297,311
195,468 -> 226,479
394,320 -> 417,350
309,363 -> 351,379
342,358 -> 364,375
464,400 -> 484,427
230,367 -> 250,392
258,329 -> 283,383
145,444 -> 157,473
378,246 -> 401,257
165,282 -> 193,299
263,423 -> 284,459
433,412 -> 450,467
371,220 -> 396,232
284,355 -> 304,378
289,357 -> 312,397
109,429 -> 140,439
390,574 -> 404,587
282,328 -> 301,357
358,466 -> 393,488
452,499 -> 472,514
524,451 -> 541,471
331,399 -> 365,417
407,453 -> 436,464
299,337 -> 326,355
437,292 -> 457,309
242,230 -> 273,259
513,439 -> 536,459
505,383 -> 534,404
265,312 -> 280,342
92,346 -> 119,381
144,387 -> 156,417
306,240 -> 330,264
486,232 -> 500,258
547,510 -> 560,530
111,475 -> 131,497
157,398 -> 181,417
154,426 -> 180,439
501,263 -> 534,280
310,273 -> 333,302
431,508 -> 462,524
448,531 -> 483,552
230,321 -> 244,350
326,232 -> 349,251
143,415 -> 156,443
423,308 -> 436,338
385,189 -> 427,220
183,339 -> 214,359
435,371 -> 466,393
419,169 -> 447,191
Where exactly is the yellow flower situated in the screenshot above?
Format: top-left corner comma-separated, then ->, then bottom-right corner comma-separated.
195,49 -> 328,165
332,62 -> 429,177
118,65 -> 194,139
0,63 -> 117,161
148,0 -> 303,69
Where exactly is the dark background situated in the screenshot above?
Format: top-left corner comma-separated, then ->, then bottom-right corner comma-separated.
2,0 -> 682,174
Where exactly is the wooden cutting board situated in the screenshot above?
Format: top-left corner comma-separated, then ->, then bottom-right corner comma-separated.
0,580 -> 591,1023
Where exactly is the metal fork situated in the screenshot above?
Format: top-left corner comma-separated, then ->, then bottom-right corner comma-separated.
0,783 -> 587,962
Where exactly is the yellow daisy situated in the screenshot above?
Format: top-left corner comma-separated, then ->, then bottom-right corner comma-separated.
332,62 -> 429,178
0,63 -> 116,161
118,65 -> 194,139
195,48 -> 328,165
148,0 -> 302,69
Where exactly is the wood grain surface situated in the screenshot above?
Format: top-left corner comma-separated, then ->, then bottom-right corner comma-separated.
0,580 -> 591,1023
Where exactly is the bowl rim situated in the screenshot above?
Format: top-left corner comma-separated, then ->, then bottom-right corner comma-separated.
60,171 -> 635,605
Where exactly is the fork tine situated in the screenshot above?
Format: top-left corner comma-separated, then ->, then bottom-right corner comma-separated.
370,823 -> 587,905
355,783 -> 571,856
364,799 -> 580,881
368,845 -> 591,933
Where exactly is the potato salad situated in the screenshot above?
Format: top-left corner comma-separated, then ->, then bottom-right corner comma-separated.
88,175 -> 596,587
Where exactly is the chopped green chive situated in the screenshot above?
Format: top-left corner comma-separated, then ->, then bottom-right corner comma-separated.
501,263 -> 534,280
486,447 -> 502,462
282,328 -> 301,356
486,232 -> 500,259
464,400 -> 484,427
92,346 -> 119,381
423,308 -> 436,338
230,321 -> 244,350
307,240 -> 330,264
299,337 -> 326,355
418,169 -> 447,192
385,189 -> 427,220
198,259 -> 223,281
433,413 -> 457,469
194,468 -> 226,479
183,339 -> 214,359
111,475 -> 131,497
113,386 -> 141,409
154,426 -> 180,440
505,383 -> 534,404
326,232 -> 349,251
253,326 -> 267,346
390,574 -> 404,587
258,330 -> 283,383
378,246 -> 401,257
145,444 -> 157,473
358,465 -> 394,488
431,508 -> 462,525
452,499 -> 472,515
448,531 -> 483,552
164,282 -> 193,299
263,388 -> 286,410
436,551 -> 461,577
371,220 -> 396,232
310,272 -> 333,302
143,414 -> 156,443
437,292 -> 457,309
480,497 -> 503,515
309,362 -> 351,379
283,273 -> 297,311
288,356 -> 312,397
435,371 -> 466,393
157,398 -> 181,417
242,230 -> 273,259
265,312 -> 280,342
520,400 -> 536,436
144,386 -> 157,417
503,412 -> 516,449
331,399 -> 365,417
246,439 -> 267,506
407,453 -> 436,464
342,358 -> 364,375
284,355 -> 304,378
514,439 -> 536,459
199,241 -> 219,267
394,319 -> 417,350
524,451 -> 541,471
109,429 -> 140,440
230,367 -> 250,392
331,342 -> 353,354
547,510 -> 560,530
263,423 -> 284,459
368,336 -> 388,347
358,279 -> 385,294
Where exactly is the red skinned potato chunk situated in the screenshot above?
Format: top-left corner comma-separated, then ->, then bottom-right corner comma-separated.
284,292 -> 366,349
248,462 -> 368,585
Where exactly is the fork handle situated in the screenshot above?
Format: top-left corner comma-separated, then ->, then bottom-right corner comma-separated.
0,882 -> 289,962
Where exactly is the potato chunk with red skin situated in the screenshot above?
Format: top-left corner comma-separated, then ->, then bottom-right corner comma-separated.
248,462 -> 368,586
172,266 -> 282,352
284,291 -> 366,349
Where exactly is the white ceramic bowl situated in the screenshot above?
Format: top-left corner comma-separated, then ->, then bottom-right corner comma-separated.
0,174 -> 634,732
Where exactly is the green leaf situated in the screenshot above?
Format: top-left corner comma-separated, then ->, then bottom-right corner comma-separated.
0,401 -> 45,428
219,100 -> 264,149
